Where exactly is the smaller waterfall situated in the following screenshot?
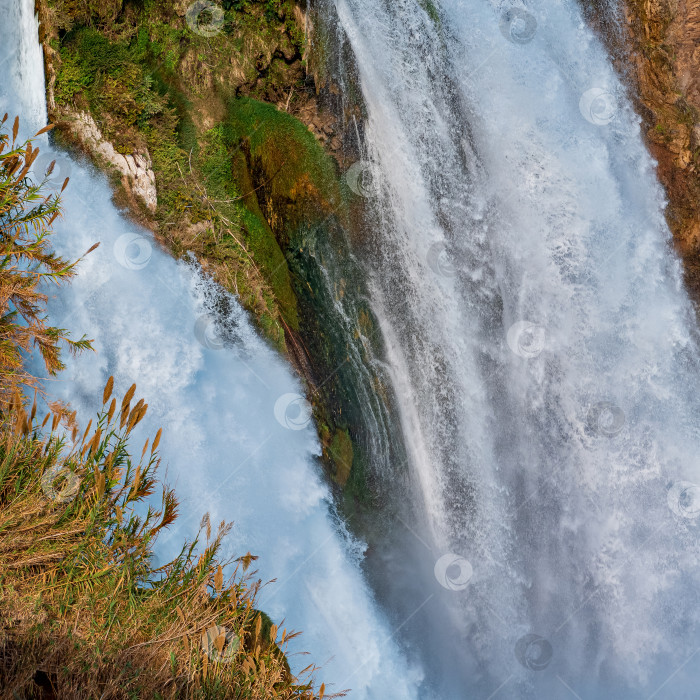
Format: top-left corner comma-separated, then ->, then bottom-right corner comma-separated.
0,0 -> 423,695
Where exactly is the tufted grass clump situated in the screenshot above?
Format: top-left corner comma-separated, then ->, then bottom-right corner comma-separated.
0,381 -> 337,699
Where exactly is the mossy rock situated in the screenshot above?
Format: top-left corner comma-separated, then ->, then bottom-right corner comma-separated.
419,0 -> 441,24
44,0 -> 386,495
328,428 -> 353,486
221,96 -> 344,242
229,146 -> 300,332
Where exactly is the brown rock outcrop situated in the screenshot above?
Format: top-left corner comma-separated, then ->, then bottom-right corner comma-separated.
66,111 -> 158,212
599,0 -> 700,300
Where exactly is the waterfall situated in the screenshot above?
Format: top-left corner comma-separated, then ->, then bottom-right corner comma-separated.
0,0 -> 422,696
327,0 -> 700,697
6,0 -> 700,695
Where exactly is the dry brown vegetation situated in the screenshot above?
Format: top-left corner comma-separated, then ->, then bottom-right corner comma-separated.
0,118 -> 341,698
0,114 -> 93,410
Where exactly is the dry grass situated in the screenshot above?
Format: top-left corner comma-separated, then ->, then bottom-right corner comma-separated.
0,117 -> 343,699
0,382 -> 340,699
0,114 -> 93,410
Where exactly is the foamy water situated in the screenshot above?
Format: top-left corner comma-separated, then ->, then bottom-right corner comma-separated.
329,0 -> 700,696
0,1 -> 421,695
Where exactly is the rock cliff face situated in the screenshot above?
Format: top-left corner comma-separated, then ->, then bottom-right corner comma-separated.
69,111 -> 158,211
597,0 -> 700,299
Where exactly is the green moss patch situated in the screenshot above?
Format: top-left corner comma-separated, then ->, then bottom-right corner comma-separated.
222,96 -> 344,239
328,428 -> 353,486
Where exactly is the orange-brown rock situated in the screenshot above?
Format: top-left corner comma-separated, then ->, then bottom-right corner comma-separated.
591,0 -> 700,301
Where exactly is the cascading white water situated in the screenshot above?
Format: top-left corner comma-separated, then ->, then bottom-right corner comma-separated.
6,0 -> 700,695
330,0 -> 700,697
0,1 -> 423,696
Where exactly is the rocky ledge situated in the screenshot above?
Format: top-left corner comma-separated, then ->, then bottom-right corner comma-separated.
68,111 -> 158,212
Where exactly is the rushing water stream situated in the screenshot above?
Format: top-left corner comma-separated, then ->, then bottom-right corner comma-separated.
0,1 -> 421,697
325,0 -> 700,697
